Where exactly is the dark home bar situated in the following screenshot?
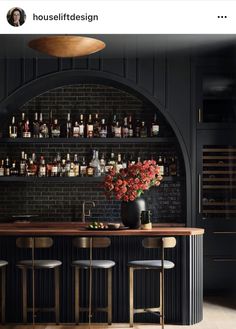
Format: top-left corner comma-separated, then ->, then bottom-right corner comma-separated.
0,34 -> 235,328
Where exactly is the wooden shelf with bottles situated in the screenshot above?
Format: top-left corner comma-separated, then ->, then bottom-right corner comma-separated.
0,137 -> 176,145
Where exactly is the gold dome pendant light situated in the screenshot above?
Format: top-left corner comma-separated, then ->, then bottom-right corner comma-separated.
28,36 -> 106,57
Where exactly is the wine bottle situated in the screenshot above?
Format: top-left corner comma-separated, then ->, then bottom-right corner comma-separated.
151,113 -> 159,137
9,116 -> 18,138
66,113 -> 72,138
33,112 -> 40,138
86,114 -> 94,138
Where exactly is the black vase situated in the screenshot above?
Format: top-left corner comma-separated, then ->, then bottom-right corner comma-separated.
120,196 -> 147,229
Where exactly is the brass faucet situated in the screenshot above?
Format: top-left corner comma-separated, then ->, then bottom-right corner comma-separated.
81,201 -> 95,222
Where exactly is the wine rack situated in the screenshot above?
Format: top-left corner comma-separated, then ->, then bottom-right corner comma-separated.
201,145 -> 236,219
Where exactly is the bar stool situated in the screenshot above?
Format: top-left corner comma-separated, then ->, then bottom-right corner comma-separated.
16,237 -> 61,324
128,237 -> 176,328
0,261 -> 8,324
72,237 -> 115,325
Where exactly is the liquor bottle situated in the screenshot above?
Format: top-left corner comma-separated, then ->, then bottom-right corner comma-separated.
39,113 -> 49,138
111,114 -> 117,137
128,154 -> 136,166
10,160 -> 19,176
122,154 -> 127,169
140,121 -> 147,138
65,153 -> 71,176
116,153 -> 123,173
90,150 -> 101,177
22,117 -> 31,138
51,119 -> 61,138
73,121 -> 80,138
164,156 -> 169,176
68,162 -> 75,177
114,121 -> 122,138
60,159 -> 66,177
169,156 -> 177,176
151,113 -> 159,137
86,114 -> 94,138
9,116 -> 18,138
100,118 -> 107,138
38,156 -> 47,177
100,153 -> 106,175
122,117 -> 129,138
19,151 -> 26,176
0,160 -> 4,176
105,152 -> 116,172
128,115 -> 134,138
66,113 -> 72,138
56,153 -> 61,176
4,156 -> 11,176
157,155 -> 164,176
135,119 -> 141,137
33,112 -> 40,138
80,156 -> 87,177
79,114 -> 85,138
86,161 -> 95,177
27,158 -> 37,177
51,157 -> 59,177
93,113 -> 100,137
19,112 -> 25,137
73,154 -> 80,176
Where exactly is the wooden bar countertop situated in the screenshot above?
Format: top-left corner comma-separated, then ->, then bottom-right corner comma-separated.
0,222 -> 204,236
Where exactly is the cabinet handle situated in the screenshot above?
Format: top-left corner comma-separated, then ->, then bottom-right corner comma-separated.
198,174 -> 202,214
198,108 -> 202,123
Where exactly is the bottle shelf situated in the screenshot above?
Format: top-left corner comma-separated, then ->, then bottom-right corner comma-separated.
0,175 -> 181,183
0,137 -> 175,145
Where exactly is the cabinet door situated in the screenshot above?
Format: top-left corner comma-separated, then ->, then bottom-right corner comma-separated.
197,130 -> 236,294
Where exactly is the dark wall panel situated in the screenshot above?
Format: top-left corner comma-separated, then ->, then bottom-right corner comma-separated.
37,59 -> 60,77
0,59 -> 6,102
6,59 -> 22,96
138,57 -> 155,96
102,58 -> 125,77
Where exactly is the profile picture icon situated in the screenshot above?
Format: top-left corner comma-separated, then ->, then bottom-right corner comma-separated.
7,7 -> 26,27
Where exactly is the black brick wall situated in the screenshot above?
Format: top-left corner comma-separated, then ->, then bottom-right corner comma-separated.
0,84 -> 185,223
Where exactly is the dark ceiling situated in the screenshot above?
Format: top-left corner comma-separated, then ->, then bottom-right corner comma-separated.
1,34 -> 236,58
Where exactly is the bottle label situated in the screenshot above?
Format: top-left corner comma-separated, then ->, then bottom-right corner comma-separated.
0,168 -> 4,176
23,132 -> 31,138
51,129 -> 60,138
87,125 -> 93,137
87,167 -> 94,176
73,127 -> 80,137
100,129 -> 107,138
79,125 -> 84,137
152,124 -> 159,136
80,166 -> 87,176
122,127 -> 129,138
114,127 -> 122,138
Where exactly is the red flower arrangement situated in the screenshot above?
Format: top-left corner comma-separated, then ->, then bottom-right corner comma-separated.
104,160 -> 163,202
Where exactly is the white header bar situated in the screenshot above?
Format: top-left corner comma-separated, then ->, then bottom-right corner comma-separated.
1,0 -> 236,34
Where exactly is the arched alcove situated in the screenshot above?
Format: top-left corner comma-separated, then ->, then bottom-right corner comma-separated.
0,70 -> 189,225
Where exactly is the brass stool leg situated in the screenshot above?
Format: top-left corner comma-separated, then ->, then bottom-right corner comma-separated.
107,268 -> 112,325
160,271 -> 164,329
22,268 -> 27,324
54,267 -> 60,324
129,267 -> 134,327
75,267 -> 80,325
1,267 -> 6,324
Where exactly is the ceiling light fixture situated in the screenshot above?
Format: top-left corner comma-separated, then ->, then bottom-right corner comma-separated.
28,36 -> 106,58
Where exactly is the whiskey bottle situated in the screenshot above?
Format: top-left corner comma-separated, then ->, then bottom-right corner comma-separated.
157,155 -> 164,176
73,121 -> 80,138
22,117 -> 31,138
164,156 -> 169,176
116,153 -> 123,173
27,158 -> 38,177
38,156 -> 47,177
122,117 -> 129,138
169,156 -> 177,176
86,161 -> 95,177
10,160 -> 19,176
100,118 -> 107,138
122,154 -> 127,169
100,153 -> 106,175
19,112 -> 25,137
80,156 -> 87,177
86,114 -> 94,138
39,113 -> 49,138
151,113 -> 159,137
114,121 -> 122,138
51,157 -> 59,177
90,150 -> 101,177
66,113 -> 72,138
9,116 -> 18,138
128,115 -> 134,138
60,159 -> 66,177
68,162 -> 75,177
140,121 -> 147,138
0,160 -> 4,176
56,153 -> 61,176
111,114 -> 117,137
51,119 -> 61,138
73,154 -> 80,177
93,113 -> 100,137
79,114 -> 85,138
33,112 -> 40,138
4,156 -> 11,176
19,151 -> 26,176
105,152 -> 116,172
65,154 -> 71,176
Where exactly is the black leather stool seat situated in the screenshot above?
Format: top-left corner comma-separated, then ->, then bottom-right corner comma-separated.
128,260 -> 175,269
72,260 -> 115,269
